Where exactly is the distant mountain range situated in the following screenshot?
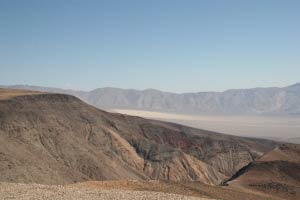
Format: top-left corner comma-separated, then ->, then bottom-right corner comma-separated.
1,83 -> 300,115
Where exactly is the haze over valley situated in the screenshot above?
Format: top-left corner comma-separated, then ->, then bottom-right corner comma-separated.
111,109 -> 300,142
3,84 -> 300,142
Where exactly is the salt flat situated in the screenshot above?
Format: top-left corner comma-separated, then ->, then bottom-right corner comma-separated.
112,109 -> 300,142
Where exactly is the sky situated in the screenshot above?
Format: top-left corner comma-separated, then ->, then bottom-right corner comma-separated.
0,0 -> 299,92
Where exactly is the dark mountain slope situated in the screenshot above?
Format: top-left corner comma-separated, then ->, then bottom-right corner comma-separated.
0,89 -> 277,185
227,144 -> 300,200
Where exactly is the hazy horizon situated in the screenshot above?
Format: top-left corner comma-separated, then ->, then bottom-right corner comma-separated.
112,109 -> 300,140
1,82 -> 300,94
1,0 -> 299,139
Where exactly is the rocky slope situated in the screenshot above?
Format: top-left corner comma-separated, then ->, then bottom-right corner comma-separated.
0,89 -> 277,185
74,180 -> 281,200
3,83 -> 300,115
0,180 -> 282,200
227,144 -> 300,200
0,182 -> 211,200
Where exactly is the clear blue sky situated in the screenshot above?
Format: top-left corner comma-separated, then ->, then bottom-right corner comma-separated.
0,0 -> 299,92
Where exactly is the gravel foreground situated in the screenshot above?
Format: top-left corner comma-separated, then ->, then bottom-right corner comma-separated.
0,182 -> 213,200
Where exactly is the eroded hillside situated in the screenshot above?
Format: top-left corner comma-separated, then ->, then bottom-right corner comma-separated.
227,144 -> 300,200
0,89 -> 278,185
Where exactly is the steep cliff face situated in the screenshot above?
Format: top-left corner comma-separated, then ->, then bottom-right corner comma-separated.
0,90 -> 277,185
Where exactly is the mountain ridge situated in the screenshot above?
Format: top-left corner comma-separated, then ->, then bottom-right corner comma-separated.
4,82 -> 300,94
1,83 -> 300,115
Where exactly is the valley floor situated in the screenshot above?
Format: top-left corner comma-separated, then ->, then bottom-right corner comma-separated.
112,109 -> 300,142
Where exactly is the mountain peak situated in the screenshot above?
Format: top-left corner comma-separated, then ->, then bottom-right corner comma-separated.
287,82 -> 300,88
